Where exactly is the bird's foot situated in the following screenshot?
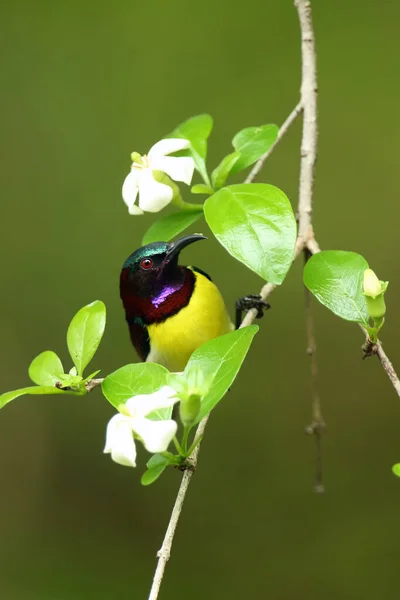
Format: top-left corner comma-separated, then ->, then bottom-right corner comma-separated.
235,294 -> 270,328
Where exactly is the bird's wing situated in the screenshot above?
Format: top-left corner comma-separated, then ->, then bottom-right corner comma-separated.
127,318 -> 150,361
189,265 -> 213,282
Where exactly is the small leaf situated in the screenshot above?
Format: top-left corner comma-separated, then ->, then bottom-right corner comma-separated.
0,385 -> 77,410
142,210 -> 203,245
102,363 -> 170,417
191,184 -> 214,195
167,114 -> 213,184
67,300 -> 106,376
392,464 -> 400,477
141,461 -> 169,485
231,124 -> 278,173
204,184 -> 296,284
184,326 -> 258,422
146,453 -> 172,469
211,152 -> 241,190
28,351 -> 64,386
82,369 -> 101,383
303,251 -> 370,325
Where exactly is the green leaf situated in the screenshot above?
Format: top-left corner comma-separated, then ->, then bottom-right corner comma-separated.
392,464 -> 400,477
184,326 -> 258,422
28,351 -> 64,386
231,124 -> 278,174
0,385 -> 77,410
191,184 -> 214,195
141,460 -> 170,486
142,210 -> 203,245
82,369 -> 101,383
211,151 -> 241,190
67,300 -> 106,376
204,184 -> 296,284
167,114 -> 213,184
146,453 -> 171,469
303,251 -> 370,325
102,363 -> 170,417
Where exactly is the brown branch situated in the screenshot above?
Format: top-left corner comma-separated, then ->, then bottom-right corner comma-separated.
85,378 -> 104,392
148,2 -> 321,597
294,0 -> 324,493
304,249 -> 325,494
361,330 -> 400,399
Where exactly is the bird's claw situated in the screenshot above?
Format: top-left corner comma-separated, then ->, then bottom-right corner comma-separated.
235,294 -> 270,327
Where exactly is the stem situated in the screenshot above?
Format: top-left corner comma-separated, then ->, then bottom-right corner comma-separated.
304,248 -> 325,494
147,2 -> 320,598
181,426 -> 190,455
245,101 -> 303,183
181,201 -> 204,212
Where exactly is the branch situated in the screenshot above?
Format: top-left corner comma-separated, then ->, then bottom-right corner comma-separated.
148,2 -> 319,597
245,101 -> 303,184
304,249 -> 325,494
85,378 -> 104,392
295,0 -> 318,245
294,0 -> 324,492
376,343 -> 400,398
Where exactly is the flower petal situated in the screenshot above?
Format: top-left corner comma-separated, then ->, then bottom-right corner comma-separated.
151,156 -> 194,185
104,414 -> 137,467
133,417 -> 178,453
138,170 -> 173,213
148,138 -> 190,160
122,171 -> 141,214
126,386 -> 179,418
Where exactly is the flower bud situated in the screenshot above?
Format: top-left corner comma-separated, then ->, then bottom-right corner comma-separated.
130,151 -> 143,164
363,269 -> 389,319
363,269 -> 383,299
179,393 -> 201,427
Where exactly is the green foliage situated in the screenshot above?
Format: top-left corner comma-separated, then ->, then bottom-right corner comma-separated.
167,114 -> 213,185
211,152 -> 241,190
67,300 -> 106,376
102,363 -> 170,417
231,124 -> 278,174
28,351 -> 64,386
204,184 -> 296,284
0,301 -> 106,410
303,251 -> 370,325
141,454 -> 171,485
142,209 -> 203,245
184,325 -> 259,422
392,464 -> 400,477
0,385 -> 77,410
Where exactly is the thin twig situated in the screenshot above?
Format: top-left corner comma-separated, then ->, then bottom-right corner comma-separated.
85,378 -> 104,392
304,249 -> 325,494
361,328 -> 400,399
245,101 -> 303,184
147,3 -> 319,597
148,414 -> 209,600
376,344 -> 400,398
147,271 -> 284,600
295,0 -> 318,246
294,0 -> 324,492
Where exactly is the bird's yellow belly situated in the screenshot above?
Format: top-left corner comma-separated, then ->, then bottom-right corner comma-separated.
146,272 -> 233,372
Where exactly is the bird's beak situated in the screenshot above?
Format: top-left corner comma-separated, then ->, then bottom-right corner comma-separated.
165,234 -> 207,261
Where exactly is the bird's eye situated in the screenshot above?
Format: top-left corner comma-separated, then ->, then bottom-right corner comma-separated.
140,258 -> 153,270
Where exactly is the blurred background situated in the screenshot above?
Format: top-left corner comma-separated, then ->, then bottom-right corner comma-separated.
1,0 -> 400,598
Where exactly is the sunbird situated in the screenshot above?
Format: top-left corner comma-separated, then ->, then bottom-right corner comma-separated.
120,235 -> 268,371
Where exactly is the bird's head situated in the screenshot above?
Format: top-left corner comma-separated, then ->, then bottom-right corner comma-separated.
120,234 -> 206,298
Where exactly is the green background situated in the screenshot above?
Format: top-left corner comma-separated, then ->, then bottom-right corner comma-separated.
1,0 -> 400,598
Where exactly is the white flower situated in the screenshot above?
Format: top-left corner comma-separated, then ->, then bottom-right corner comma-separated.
122,139 -> 195,215
104,386 -> 179,467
